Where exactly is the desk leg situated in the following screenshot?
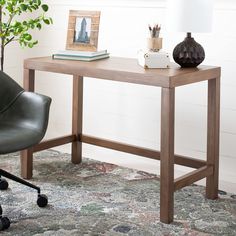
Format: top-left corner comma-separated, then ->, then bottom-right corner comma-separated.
71,76 -> 83,164
20,69 -> 35,179
206,78 -> 220,199
160,88 -> 175,224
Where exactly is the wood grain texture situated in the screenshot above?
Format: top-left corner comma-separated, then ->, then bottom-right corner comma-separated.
22,56 -> 221,224
174,165 -> 213,191
71,76 -> 83,164
170,67 -> 221,87
81,134 -> 206,168
21,69 -> 35,179
24,57 -> 220,88
33,135 -> 76,153
160,87 -> 175,224
20,148 -> 33,179
23,69 -> 35,91
206,77 -> 220,199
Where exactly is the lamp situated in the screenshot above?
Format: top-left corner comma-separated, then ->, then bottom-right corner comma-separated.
170,0 -> 214,67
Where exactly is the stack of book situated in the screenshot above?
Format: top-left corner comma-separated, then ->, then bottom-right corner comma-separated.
52,50 -> 109,61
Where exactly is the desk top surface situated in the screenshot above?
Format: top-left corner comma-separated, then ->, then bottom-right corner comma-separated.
24,56 -> 220,88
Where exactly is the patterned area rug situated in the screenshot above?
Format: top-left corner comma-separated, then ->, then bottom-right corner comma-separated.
0,150 -> 235,236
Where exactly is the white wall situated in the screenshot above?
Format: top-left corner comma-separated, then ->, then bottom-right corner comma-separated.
5,0 -> 236,193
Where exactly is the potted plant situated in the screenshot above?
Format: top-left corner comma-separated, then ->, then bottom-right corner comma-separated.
0,0 -> 52,71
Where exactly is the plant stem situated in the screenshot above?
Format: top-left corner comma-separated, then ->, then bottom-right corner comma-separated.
1,44 -> 4,71
4,37 -> 15,47
0,6 -> 3,71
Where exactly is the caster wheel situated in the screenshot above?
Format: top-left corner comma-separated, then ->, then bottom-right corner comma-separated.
0,179 -> 8,190
0,217 -> 10,231
37,194 -> 48,207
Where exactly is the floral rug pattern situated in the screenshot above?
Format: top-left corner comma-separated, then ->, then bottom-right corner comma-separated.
0,150 -> 235,235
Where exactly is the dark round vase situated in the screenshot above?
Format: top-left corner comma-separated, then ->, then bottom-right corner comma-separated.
173,33 -> 205,68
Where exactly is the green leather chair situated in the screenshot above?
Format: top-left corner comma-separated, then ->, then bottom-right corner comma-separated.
0,71 -> 51,231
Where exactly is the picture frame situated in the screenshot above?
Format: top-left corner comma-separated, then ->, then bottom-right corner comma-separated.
66,10 -> 101,51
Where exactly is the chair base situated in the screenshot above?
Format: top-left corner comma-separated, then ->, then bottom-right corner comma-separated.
0,169 -> 48,231
0,214 -> 10,231
0,169 -> 40,193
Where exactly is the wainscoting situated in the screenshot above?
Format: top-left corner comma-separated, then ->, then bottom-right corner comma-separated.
5,0 -> 236,193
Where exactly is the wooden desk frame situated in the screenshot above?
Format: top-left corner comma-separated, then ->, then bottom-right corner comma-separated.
20,57 -> 220,224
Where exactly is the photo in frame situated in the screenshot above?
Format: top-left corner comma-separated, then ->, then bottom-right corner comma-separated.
66,10 -> 101,51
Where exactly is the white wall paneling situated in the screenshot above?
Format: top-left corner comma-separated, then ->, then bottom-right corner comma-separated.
6,0 -> 236,193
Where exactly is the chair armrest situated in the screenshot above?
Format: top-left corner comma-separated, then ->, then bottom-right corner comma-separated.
0,91 -> 52,137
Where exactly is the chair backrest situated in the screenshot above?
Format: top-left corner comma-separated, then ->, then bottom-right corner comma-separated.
0,71 -> 24,113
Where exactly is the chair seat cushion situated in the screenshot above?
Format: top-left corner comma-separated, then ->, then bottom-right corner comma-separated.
0,123 -> 42,154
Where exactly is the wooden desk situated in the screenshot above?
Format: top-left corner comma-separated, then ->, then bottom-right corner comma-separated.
21,56 -> 221,224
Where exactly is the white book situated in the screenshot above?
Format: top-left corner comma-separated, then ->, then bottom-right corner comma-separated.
52,53 -> 110,61
55,50 -> 107,57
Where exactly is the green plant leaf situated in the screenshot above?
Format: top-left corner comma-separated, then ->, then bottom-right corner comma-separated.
28,42 -> 34,48
6,4 -> 14,13
43,19 -> 50,25
0,0 -> 6,5
24,34 -> 32,41
49,17 -> 53,24
41,4 -> 48,12
20,4 -> 27,11
36,23 -> 42,30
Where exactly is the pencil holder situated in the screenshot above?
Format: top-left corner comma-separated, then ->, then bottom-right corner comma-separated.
147,38 -> 162,52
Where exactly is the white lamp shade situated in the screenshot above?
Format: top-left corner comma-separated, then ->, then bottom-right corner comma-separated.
168,0 -> 214,33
